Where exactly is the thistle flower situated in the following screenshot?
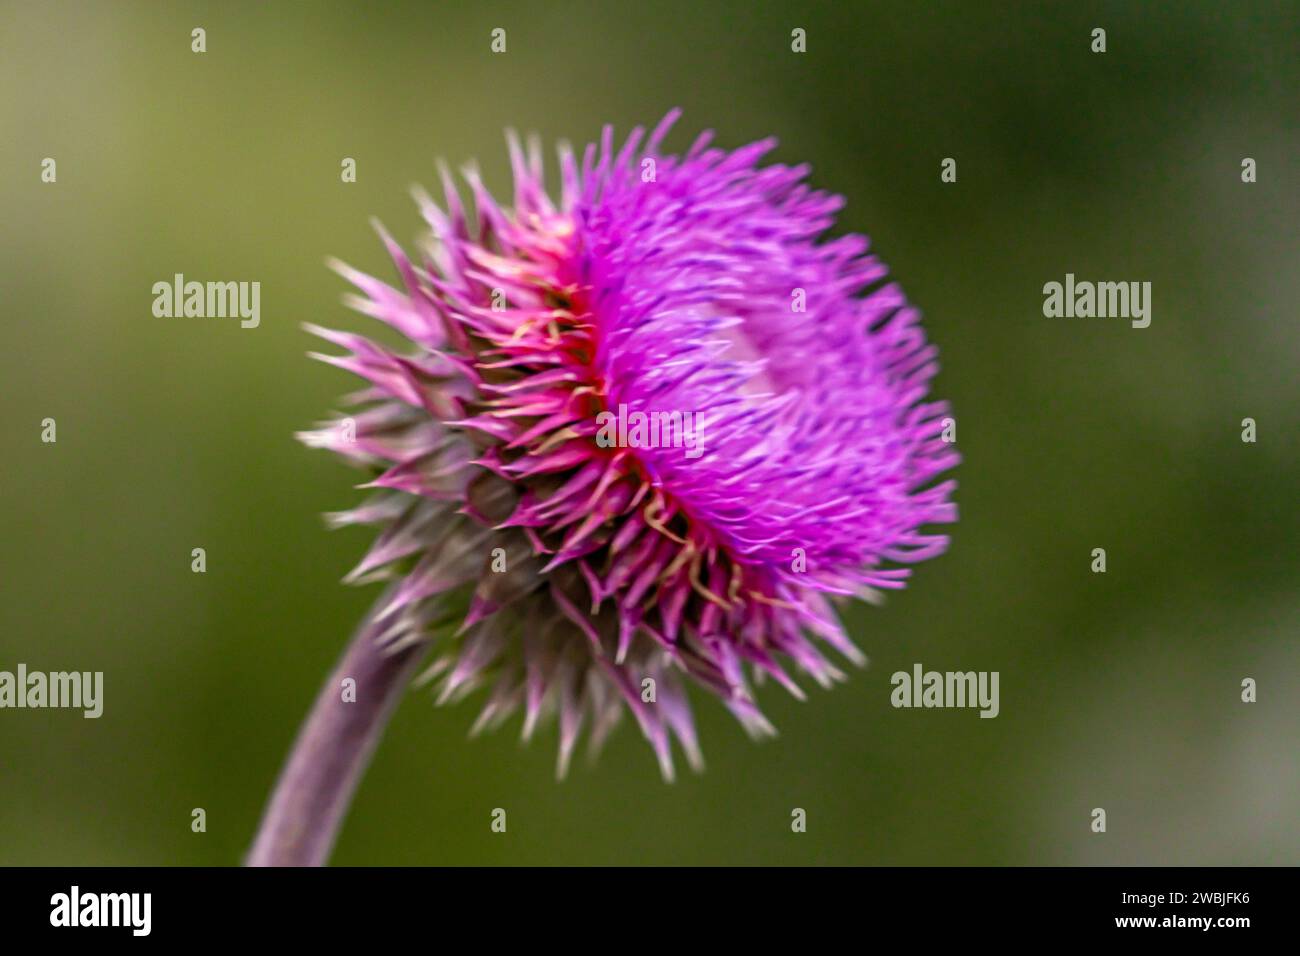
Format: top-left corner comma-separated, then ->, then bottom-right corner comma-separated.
251,110 -> 957,865
300,109 -> 958,779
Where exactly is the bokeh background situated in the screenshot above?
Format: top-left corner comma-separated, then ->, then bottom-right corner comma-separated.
2,0 -> 1297,865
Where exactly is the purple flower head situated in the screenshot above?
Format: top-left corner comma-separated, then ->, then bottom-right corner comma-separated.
300,110 -> 958,779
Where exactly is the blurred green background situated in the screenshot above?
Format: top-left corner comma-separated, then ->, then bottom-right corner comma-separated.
2,0 -> 1297,865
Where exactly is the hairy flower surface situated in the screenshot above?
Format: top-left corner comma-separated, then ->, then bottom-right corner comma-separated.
300,110 -> 958,778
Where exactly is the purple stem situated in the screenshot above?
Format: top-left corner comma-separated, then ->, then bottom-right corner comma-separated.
246,615 -> 427,867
